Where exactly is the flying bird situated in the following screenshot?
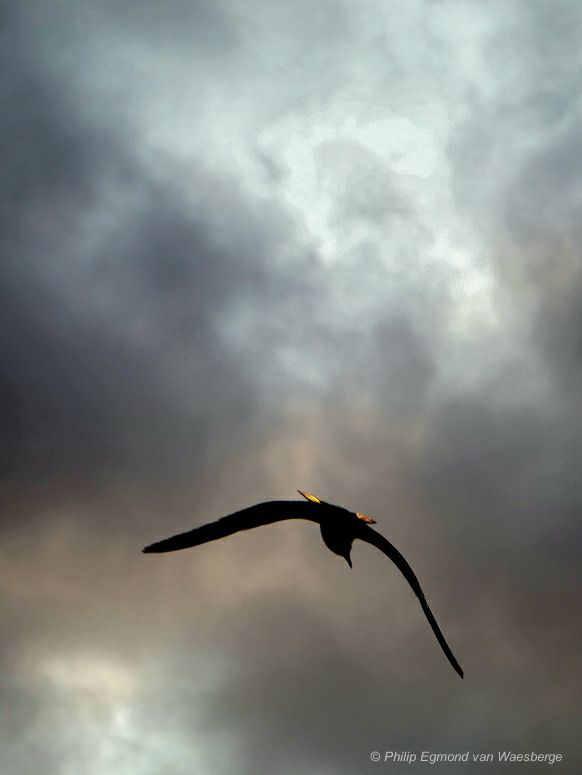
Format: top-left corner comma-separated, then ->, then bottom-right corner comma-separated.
143,490 -> 463,678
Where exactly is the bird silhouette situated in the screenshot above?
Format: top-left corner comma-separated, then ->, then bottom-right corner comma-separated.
143,490 -> 463,678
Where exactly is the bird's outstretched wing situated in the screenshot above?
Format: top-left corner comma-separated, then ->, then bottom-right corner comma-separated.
357,524 -> 464,679
143,500 -> 321,554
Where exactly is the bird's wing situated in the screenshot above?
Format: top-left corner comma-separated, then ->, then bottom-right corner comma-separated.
357,524 -> 464,679
143,500 -> 321,554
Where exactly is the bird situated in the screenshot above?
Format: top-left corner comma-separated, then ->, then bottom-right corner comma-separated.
143,490 -> 464,678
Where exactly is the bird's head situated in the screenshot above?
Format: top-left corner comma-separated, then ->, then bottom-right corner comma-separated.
297,490 -> 376,524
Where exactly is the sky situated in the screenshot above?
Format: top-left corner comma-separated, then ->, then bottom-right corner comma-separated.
1,1 -> 581,772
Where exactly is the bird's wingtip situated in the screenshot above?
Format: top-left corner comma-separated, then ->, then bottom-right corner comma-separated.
453,661 -> 464,679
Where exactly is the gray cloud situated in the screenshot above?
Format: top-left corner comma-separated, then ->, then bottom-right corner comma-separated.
1,1 -> 581,773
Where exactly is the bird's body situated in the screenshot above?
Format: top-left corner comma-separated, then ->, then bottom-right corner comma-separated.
319,516 -> 355,564
143,491 -> 464,678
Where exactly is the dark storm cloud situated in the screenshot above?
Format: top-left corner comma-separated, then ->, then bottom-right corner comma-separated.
2,1 -> 582,773
0,2 -> 317,525
0,6 -> 125,497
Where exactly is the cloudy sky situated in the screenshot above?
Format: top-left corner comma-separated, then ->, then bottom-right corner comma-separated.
1,1 -> 581,772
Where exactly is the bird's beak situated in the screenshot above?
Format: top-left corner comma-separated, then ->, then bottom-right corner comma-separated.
357,513 -> 376,524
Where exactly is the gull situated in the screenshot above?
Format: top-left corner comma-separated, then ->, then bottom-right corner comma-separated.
143,490 -> 463,678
